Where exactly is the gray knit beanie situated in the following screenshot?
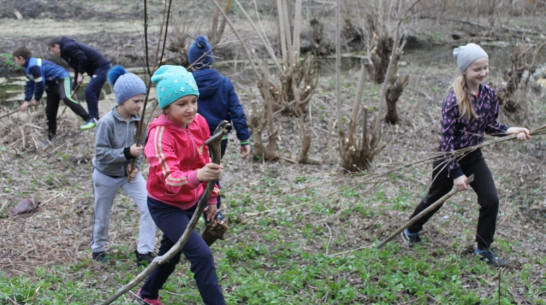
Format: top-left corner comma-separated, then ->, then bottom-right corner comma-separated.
453,43 -> 488,73
107,65 -> 147,105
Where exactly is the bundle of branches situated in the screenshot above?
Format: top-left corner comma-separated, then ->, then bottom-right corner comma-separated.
0,110 -> 72,153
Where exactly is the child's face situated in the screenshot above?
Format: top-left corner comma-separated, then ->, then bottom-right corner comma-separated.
464,57 -> 489,88
119,94 -> 145,116
49,44 -> 61,56
165,95 -> 198,127
13,56 -> 25,67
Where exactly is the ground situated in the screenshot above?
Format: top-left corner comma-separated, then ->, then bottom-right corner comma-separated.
0,1 -> 545,304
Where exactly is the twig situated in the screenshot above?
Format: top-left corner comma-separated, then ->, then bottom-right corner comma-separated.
128,0 -> 173,183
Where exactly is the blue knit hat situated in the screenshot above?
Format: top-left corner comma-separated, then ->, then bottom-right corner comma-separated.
188,35 -> 214,69
453,43 -> 488,73
152,65 -> 200,109
107,65 -> 146,105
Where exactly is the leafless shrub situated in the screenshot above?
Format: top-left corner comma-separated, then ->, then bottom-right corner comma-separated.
335,2 -> 388,172
225,0 -> 318,163
497,41 -> 546,121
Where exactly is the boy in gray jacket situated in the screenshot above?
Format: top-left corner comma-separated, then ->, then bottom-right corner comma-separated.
91,66 -> 156,264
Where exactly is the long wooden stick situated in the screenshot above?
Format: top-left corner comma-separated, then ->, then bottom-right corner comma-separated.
127,0 -> 173,183
0,109 -> 19,119
376,174 -> 474,249
99,121 -> 230,305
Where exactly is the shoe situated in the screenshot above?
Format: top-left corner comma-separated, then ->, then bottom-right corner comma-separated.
401,229 -> 422,245
476,248 -> 507,267
137,289 -> 163,305
80,119 -> 97,130
135,250 -> 156,265
92,251 -> 107,262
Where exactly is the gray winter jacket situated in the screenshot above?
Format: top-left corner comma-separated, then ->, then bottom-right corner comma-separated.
92,107 -> 145,177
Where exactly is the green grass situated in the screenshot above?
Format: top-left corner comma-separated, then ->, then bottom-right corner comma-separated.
1,173 -> 543,305
1,241 -> 541,304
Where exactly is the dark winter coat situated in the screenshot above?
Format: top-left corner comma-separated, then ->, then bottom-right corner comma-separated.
192,68 -> 250,143
59,36 -> 110,85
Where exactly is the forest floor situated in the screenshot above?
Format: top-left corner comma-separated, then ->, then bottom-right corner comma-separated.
0,1 -> 545,304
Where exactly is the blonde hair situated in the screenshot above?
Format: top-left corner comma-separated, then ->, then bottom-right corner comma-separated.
452,75 -> 478,120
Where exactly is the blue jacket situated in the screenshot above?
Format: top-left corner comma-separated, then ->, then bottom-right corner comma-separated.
193,68 -> 250,143
23,57 -> 69,101
59,37 -> 110,85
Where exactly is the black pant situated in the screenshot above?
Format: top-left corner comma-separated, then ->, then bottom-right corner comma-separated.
140,197 -> 225,305
407,149 -> 499,249
45,78 -> 92,136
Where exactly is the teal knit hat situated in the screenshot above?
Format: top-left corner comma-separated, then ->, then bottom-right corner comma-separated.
152,65 -> 200,109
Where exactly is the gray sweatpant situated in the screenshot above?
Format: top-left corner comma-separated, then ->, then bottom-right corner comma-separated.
91,169 -> 156,254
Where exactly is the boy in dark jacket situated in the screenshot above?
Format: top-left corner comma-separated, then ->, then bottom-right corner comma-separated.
13,46 -> 95,141
48,37 -> 111,122
188,35 -> 251,225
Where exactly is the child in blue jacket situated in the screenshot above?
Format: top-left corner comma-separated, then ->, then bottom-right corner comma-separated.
13,46 -> 95,141
188,35 -> 251,223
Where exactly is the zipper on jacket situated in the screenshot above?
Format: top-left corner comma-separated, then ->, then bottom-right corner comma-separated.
186,128 -> 199,202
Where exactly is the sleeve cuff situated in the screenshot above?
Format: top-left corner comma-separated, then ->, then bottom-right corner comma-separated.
123,147 -> 134,160
240,140 -> 250,145
208,197 -> 218,205
450,168 -> 464,180
187,170 -> 200,187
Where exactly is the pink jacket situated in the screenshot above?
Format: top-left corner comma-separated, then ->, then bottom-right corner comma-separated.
145,113 -> 219,210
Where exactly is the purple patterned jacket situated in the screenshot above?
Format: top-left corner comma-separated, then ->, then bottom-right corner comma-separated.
440,84 -> 508,179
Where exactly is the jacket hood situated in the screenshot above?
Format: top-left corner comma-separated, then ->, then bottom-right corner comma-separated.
60,36 -> 75,47
192,69 -> 223,99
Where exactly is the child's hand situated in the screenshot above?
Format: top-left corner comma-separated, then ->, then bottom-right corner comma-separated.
204,204 -> 218,222
507,127 -> 531,140
240,144 -> 251,159
130,144 -> 144,157
196,163 -> 223,182
20,100 -> 40,112
126,164 -> 138,179
19,101 -> 30,112
76,73 -> 84,85
453,175 -> 469,191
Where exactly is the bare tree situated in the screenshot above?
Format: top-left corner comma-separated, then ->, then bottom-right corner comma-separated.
497,41 -> 546,121
227,0 -> 318,162
209,0 -> 231,46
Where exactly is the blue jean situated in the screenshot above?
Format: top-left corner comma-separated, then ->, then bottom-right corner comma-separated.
85,63 -> 110,120
140,197 -> 225,305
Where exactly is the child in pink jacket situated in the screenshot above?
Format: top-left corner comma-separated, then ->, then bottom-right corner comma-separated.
137,65 -> 225,305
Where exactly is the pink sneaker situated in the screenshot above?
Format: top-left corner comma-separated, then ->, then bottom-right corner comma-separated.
137,288 -> 163,305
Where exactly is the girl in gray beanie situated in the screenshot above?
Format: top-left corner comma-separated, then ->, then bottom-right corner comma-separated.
401,43 -> 531,267
90,65 -> 157,265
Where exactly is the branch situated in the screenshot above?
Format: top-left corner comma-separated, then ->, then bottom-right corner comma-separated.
376,174 -> 474,249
